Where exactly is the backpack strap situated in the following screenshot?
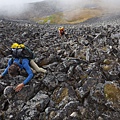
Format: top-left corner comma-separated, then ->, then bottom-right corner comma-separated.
10,57 -> 14,65
19,58 -> 23,64
10,57 -> 22,65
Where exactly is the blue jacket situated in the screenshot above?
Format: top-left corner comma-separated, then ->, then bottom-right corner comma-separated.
1,58 -> 34,85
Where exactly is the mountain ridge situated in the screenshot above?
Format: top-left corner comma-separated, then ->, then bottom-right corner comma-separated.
0,0 -> 120,24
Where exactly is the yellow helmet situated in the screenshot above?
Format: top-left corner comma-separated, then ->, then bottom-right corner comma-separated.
11,43 -> 19,48
19,44 -> 25,48
17,45 -> 21,48
58,26 -> 64,30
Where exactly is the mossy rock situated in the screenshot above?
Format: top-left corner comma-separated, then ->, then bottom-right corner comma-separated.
102,65 -> 111,71
52,87 -> 69,104
104,83 -> 120,103
103,59 -> 111,65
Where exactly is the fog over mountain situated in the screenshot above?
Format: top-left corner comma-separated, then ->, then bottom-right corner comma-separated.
0,0 -> 44,5
0,0 -> 44,16
56,0 -> 120,11
0,0 -> 120,20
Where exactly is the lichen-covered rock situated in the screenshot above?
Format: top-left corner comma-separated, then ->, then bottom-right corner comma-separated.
104,83 -> 120,110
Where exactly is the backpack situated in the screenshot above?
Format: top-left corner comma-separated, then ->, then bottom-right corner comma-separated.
11,43 -> 35,60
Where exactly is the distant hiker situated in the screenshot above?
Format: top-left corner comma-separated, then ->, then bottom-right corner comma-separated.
58,26 -> 68,39
58,26 -> 65,36
0,43 -> 47,92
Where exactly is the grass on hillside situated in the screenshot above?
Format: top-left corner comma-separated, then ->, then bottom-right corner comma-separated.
32,8 -> 104,24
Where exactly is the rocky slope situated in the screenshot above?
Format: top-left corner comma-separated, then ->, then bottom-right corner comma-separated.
0,14 -> 120,120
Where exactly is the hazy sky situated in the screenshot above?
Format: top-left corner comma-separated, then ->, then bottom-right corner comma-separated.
0,0 -> 44,5
0,0 -> 45,15
1,0 -> 120,8
0,0 -> 120,16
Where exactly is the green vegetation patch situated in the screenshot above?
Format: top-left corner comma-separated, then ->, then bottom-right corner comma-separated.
33,13 -> 64,24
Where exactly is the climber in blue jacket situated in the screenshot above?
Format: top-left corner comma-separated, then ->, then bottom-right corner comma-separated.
0,58 -> 33,92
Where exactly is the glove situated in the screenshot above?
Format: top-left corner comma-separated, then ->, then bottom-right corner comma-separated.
0,75 -> 3,79
15,83 -> 24,92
